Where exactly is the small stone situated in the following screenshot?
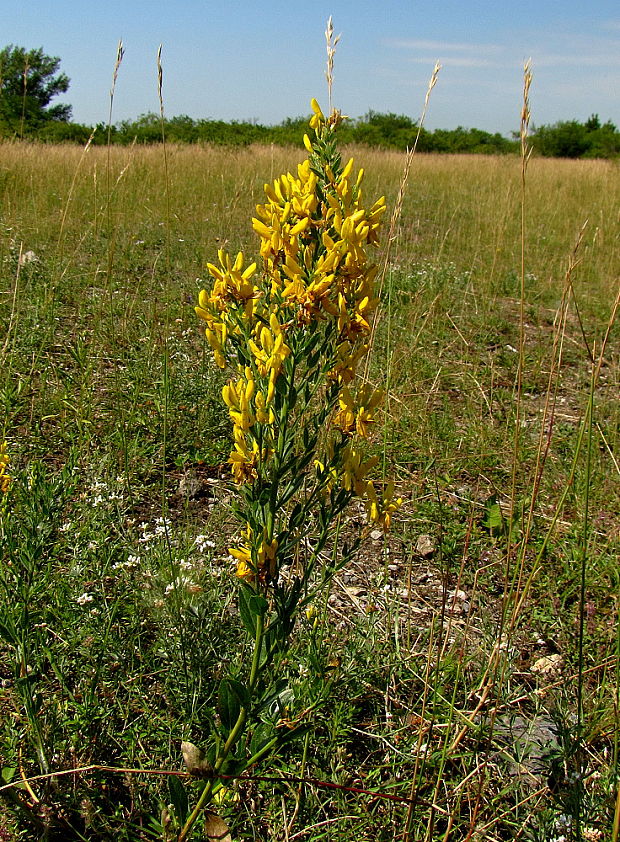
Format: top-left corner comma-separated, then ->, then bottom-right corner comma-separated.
531,653 -> 563,675
178,471 -> 202,498
18,250 -> 38,267
343,586 -> 366,598
416,534 -> 435,558
370,529 -> 383,541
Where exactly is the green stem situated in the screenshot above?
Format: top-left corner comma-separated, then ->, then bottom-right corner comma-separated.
178,612 -> 265,841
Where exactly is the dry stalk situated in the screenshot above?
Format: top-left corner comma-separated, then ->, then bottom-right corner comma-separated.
364,60 -> 441,381
508,220 -> 588,628
325,16 -> 341,113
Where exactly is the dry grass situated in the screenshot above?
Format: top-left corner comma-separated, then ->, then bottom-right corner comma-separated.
2,142 -> 617,303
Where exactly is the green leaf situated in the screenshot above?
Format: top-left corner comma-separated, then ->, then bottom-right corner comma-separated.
275,372 -> 288,397
0,618 -> 17,645
1,766 -> 16,784
288,503 -> 304,531
302,331 -> 320,356
219,754 -> 246,779
249,594 -> 268,620
238,586 -> 256,635
296,449 -> 315,473
257,680 -> 293,718
238,586 -> 267,635
168,775 -> 189,825
483,496 -> 505,536
278,481 -> 301,507
306,348 -> 321,369
275,722 -> 313,746
250,722 -> 275,755
218,679 -> 250,731
218,680 -> 240,731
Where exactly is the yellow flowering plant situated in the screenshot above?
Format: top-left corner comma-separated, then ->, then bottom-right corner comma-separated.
180,98 -> 401,839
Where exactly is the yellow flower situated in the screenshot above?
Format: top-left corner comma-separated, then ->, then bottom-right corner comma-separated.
205,250 -> 257,317
193,95 -> 392,598
364,481 -> 403,531
334,384 -> 356,434
247,313 -> 290,379
229,428 -> 260,484
353,384 -> 384,438
254,390 -> 275,424
222,376 -> 255,432
309,97 -> 325,131
342,446 -> 378,496
229,527 -> 279,583
314,457 -> 339,492
328,340 -> 368,384
334,384 -> 384,438
282,263 -> 338,324
253,168 -> 318,265
0,441 -> 10,493
229,544 -> 254,582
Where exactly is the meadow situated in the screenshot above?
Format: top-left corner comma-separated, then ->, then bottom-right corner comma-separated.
0,138 -> 619,841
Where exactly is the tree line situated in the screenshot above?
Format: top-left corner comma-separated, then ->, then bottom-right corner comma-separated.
2,44 -> 619,158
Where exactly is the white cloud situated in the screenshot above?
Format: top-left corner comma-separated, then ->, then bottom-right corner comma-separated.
385,37 -> 510,69
405,56 -> 498,68
532,51 -> 620,68
386,38 -> 502,54
376,23 -> 620,133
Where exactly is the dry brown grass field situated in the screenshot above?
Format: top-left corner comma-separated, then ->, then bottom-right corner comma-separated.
2,143 -> 618,290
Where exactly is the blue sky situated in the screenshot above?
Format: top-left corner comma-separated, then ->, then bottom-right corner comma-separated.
1,0 -> 619,134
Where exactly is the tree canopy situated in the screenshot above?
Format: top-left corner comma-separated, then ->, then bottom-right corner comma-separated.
0,45 -> 71,136
530,115 -> 620,158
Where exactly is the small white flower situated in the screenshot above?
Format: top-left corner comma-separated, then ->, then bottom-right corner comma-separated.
195,535 -> 215,552
113,554 -> 141,571
165,575 -> 201,596
76,592 -> 94,606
